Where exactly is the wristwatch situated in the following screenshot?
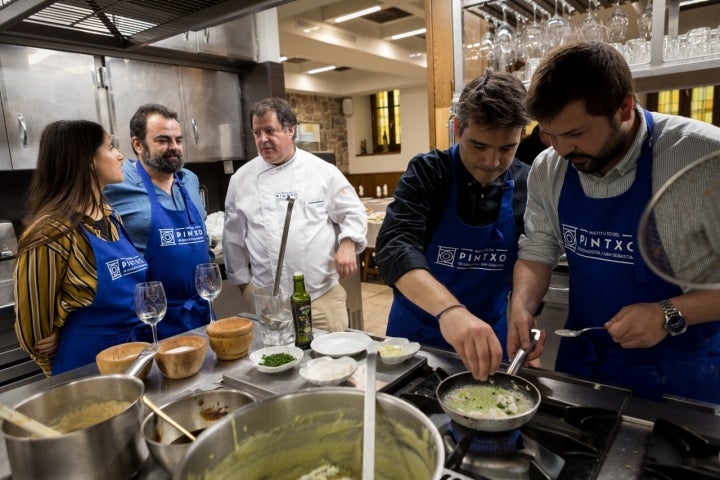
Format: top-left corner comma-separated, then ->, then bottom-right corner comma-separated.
659,299 -> 687,336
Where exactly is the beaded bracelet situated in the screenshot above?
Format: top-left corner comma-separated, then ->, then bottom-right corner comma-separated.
435,303 -> 467,321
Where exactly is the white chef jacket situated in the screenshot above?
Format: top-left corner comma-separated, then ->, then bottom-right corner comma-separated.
222,148 -> 368,299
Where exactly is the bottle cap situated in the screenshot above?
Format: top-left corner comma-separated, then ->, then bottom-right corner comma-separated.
293,271 -> 303,276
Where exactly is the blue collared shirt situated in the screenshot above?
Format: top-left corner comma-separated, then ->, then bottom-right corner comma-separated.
104,159 -> 208,254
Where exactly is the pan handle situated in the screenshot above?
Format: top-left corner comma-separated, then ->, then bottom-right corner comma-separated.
506,329 -> 541,376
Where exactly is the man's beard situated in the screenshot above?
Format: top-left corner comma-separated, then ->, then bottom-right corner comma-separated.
142,143 -> 183,174
564,117 -> 627,175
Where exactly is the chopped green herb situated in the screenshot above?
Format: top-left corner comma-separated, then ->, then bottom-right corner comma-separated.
260,352 -> 296,367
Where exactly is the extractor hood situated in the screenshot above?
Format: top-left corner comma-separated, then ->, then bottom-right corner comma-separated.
0,0 -> 292,51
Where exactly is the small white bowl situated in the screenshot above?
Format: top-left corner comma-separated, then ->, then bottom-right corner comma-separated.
299,356 -> 358,386
249,345 -> 304,373
373,337 -> 420,364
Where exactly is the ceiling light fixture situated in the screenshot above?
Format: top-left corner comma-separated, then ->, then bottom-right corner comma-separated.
334,6 -> 382,23
679,0 -> 710,6
390,28 -> 427,40
308,65 -> 337,74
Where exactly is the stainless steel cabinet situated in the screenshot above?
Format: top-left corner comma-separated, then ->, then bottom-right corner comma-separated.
0,45 -> 101,169
0,97 -> 10,171
150,16 -> 256,61
180,67 -> 244,161
105,57 -> 243,162
104,57 -> 184,156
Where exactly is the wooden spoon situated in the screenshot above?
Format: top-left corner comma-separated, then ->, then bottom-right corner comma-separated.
0,403 -> 63,438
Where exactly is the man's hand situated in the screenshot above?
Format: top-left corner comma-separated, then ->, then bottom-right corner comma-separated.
507,307 -> 545,364
438,307 -> 503,381
605,302 -> 667,349
335,238 -> 358,278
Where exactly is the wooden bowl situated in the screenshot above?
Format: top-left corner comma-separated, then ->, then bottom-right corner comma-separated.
95,341 -> 153,380
205,316 -> 254,360
155,335 -> 207,379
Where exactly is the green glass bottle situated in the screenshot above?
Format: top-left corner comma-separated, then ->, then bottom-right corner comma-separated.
291,272 -> 313,349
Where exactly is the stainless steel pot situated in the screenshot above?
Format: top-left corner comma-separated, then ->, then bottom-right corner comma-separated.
2,375 -> 145,480
142,388 -> 256,474
1,343 -> 157,480
174,387 -> 445,480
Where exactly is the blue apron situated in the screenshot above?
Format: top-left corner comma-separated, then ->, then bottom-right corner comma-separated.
386,144 -> 517,356
136,161 -> 210,339
52,217 -> 148,375
556,109 -> 720,402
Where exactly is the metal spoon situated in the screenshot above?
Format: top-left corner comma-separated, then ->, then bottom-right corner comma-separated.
555,326 -> 607,337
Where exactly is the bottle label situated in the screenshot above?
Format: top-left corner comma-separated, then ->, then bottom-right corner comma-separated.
291,302 -> 313,348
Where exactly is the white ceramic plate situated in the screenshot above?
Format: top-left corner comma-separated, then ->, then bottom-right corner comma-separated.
310,332 -> 373,357
299,356 -> 358,386
372,337 -> 421,364
249,345 -> 304,373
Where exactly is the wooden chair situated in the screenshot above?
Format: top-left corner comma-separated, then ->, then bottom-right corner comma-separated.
361,247 -> 382,283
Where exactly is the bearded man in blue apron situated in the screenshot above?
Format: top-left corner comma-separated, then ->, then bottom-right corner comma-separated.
376,72 -> 532,381
105,104 -> 211,339
508,42 -> 720,403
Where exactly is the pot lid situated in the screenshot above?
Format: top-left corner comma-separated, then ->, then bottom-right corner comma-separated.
0,0 -> 291,50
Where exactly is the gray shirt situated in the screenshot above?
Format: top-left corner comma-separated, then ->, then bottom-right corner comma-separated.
519,107 -> 720,290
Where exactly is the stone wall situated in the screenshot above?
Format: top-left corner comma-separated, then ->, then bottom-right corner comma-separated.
287,93 -> 349,172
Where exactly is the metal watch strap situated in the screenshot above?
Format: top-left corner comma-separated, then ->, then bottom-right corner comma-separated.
659,299 -> 679,318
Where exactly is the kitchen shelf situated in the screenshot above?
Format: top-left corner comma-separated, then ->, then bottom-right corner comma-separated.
631,56 -> 720,92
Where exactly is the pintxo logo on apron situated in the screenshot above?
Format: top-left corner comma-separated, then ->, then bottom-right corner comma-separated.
158,226 -> 205,247
435,245 -> 510,271
562,224 -> 634,265
106,256 -> 147,280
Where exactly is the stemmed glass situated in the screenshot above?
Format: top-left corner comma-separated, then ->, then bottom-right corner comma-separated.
544,0 -> 573,52
494,5 -> 516,73
637,0 -> 653,41
134,281 -> 167,344
580,0 -> 607,42
195,262 -> 222,323
608,0 -> 629,43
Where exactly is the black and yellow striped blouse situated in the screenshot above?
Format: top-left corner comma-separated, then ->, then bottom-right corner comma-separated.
13,206 -> 121,375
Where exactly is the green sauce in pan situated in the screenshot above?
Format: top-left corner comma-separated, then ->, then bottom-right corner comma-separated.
444,384 -> 533,419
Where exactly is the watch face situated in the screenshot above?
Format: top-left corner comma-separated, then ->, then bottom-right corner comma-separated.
666,315 -> 687,335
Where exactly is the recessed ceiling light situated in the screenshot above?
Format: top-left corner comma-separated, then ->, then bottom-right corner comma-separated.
334,6 -> 382,23
308,65 -> 337,74
390,28 -> 426,41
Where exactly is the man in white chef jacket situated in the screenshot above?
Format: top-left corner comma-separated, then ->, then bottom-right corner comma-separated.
222,97 -> 367,332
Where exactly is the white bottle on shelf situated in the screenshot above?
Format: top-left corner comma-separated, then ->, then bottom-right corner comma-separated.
358,185 -> 364,197
382,184 -> 388,197
376,186 -> 382,198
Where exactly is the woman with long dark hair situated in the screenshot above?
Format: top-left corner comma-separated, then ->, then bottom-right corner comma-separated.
14,120 -> 148,375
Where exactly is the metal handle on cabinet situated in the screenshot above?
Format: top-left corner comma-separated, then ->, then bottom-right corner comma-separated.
548,285 -> 569,292
203,28 -> 210,44
191,118 -> 199,145
183,31 -> 190,42
17,114 -> 27,147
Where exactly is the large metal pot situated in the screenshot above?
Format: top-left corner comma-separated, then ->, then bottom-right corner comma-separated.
175,388 -> 445,480
2,375 -> 145,480
1,344 -> 157,480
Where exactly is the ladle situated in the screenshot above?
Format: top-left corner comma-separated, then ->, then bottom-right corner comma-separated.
362,343 -> 377,480
273,197 -> 295,296
555,326 -> 607,337
0,403 -> 63,438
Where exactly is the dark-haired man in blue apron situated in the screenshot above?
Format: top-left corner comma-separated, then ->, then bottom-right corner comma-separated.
509,42 -> 720,403
376,72 -> 531,381
105,104 -> 211,339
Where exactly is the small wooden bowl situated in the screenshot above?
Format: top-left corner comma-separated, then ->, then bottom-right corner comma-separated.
155,336 -> 207,379
205,317 -> 254,360
96,342 -> 153,380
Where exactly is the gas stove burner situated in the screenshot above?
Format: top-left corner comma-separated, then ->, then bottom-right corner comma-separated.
449,421 -> 521,456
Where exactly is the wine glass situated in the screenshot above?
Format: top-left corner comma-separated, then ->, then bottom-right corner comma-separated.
637,0 -> 653,41
195,262 -> 222,323
580,0 -> 607,43
544,0 -> 573,52
134,281 -> 167,344
608,0 -> 629,43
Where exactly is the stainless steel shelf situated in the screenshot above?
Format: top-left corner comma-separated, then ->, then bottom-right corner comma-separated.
631,56 -> 720,92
